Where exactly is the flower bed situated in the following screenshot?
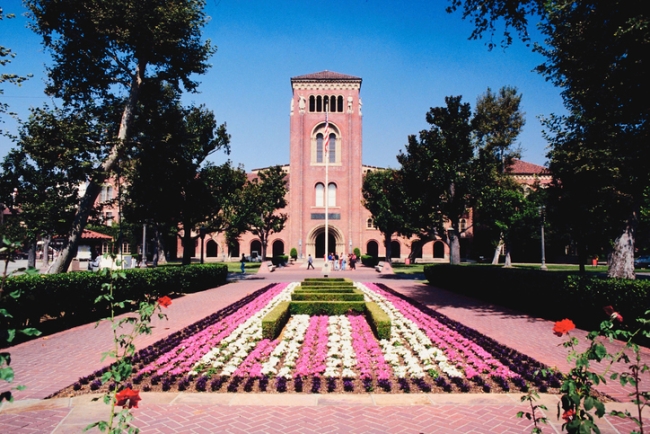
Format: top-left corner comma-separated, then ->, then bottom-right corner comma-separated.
50,281 -> 562,397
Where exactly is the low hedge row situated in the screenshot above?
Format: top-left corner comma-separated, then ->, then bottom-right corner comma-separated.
423,264 -> 650,331
1,264 -> 228,343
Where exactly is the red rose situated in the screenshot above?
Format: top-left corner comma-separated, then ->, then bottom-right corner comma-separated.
553,319 -> 576,336
561,408 -> 575,422
603,305 -> 623,322
158,296 -> 172,308
115,387 -> 141,409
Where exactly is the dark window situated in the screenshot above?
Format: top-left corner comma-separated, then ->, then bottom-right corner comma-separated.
337,96 -> 344,112
329,134 -> 336,163
316,134 -> 323,163
316,95 -> 322,112
309,95 -> 315,112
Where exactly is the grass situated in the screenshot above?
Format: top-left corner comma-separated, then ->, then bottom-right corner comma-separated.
391,263 -> 426,274
226,262 -> 261,273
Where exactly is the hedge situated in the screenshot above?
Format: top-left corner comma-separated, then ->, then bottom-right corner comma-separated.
423,264 -> 650,332
1,264 -> 228,346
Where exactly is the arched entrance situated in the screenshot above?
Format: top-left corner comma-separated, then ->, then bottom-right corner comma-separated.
307,225 -> 344,259
390,240 -> 401,258
250,240 -> 262,260
411,240 -> 423,259
206,240 -> 218,257
367,240 -> 379,258
315,232 -> 336,258
229,241 -> 240,258
272,240 -> 285,257
434,241 -> 445,258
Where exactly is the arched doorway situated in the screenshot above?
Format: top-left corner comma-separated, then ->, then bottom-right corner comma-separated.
434,241 -> 445,258
229,241 -> 240,258
250,240 -> 262,260
206,240 -> 218,257
390,240 -> 401,258
315,232 -> 336,258
411,240 -> 423,259
367,240 -> 379,258
272,240 -> 285,258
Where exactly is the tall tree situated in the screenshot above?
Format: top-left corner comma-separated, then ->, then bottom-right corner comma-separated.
472,86 -> 525,263
447,0 -> 649,278
240,166 -> 288,260
362,169 -> 407,263
25,0 -> 214,273
397,96 -> 475,264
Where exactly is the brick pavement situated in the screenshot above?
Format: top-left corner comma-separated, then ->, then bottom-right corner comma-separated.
1,265 -> 648,433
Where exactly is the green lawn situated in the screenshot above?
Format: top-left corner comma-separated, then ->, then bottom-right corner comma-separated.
226,262 -> 261,273
392,261 -> 609,276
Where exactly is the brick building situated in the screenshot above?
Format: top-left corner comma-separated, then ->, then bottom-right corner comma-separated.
181,71 -> 463,263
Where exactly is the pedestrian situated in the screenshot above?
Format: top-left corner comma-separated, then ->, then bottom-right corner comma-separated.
333,253 -> 339,271
349,253 -> 356,270
240,253 -> 246,273
307,254 -> 314,269
341,253 -> 347,270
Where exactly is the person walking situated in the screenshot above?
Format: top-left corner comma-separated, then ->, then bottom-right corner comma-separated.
240,253 -> 246,274
307,254 -> 314,269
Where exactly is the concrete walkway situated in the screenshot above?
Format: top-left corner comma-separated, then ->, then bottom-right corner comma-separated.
1,264 -> 648,433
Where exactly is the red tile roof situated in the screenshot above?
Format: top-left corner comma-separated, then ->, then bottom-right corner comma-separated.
82,229 -> 113,240
291,70 -> 362,81
508,159 -> 551,176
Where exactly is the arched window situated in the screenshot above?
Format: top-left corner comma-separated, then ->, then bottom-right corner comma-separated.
367,218 -> 374,228
460,219 -> 467,232
309,95 -> 315,112
316,95 -> 322,112
328,133 -> 336,163
316,134 -> 324,163
330,95 -> 336,112
337,96 -> 344,112
315,183 -> 324,207
328,183 -> 337,207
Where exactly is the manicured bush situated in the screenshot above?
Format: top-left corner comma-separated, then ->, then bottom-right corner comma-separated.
353,248 -> 361,258
272,255 -> 289,266
291,291 -> 365,302
364,302 -> 391,340
423,264 -> 650,332
0,263 -> 228,346
290,248 -> 298,260
261,301 -> 290,339
289,301 -> 367,315
361,255 -> 377,267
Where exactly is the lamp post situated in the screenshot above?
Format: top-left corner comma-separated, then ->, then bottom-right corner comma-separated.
199,226 -> 206,264
539,206 -> 548,271
298,239 -> 302,259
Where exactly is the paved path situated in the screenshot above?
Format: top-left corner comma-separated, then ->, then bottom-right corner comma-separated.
1,264 -> 648,433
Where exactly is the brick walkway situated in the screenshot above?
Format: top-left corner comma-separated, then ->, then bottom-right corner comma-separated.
1,264 -> 648,433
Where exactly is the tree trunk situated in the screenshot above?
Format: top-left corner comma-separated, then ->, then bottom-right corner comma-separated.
503,243 -> 512,268
152,226 -> 159,267
492,235 -> 503,265
577,241 -> 587,274
47,61 -> 145,274
27,239 -> 37,269
42,235 -> 51,266
448,227 -> 461,265
608,211 -> 637,279
182,224 -> 193,266
384,232 -> 392,264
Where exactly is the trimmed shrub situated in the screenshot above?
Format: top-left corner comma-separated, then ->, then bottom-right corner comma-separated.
261,301 -> 291,339
361,255 -> 377,267
291,291 -> 365,302
1,263 -> 228,347
289,301 -> 366,316
365,302 -> 391,340
290,248 -> 298,260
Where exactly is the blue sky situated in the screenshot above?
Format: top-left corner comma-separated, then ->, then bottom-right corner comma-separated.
1,0 -> 565,171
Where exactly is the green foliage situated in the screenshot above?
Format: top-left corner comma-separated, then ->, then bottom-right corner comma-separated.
289,301 -> 367,316
353,247 -> 361,258
291,291 -> 365,302
0,264 -> 227,346
289,248 -> 298,259
261,301 -> 290,340
517,389 -> 548,433
361,255 -> 377,267
423,264 -> 650,334
364,302 -> 391,340
272,255 -> 289,266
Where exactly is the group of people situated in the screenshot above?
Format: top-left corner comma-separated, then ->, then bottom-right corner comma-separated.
306,252 -> 357,270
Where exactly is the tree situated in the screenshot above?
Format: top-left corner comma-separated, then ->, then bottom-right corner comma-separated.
240,166 -> 288,260
25,0 -> 214,273
397,96 -> 475,264
123,89 -> 231,266
447,0 -> 650,278
472,86 -> 525,264
362,169 -> 407,263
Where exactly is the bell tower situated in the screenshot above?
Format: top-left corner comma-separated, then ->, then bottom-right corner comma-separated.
288,71 -> 363,259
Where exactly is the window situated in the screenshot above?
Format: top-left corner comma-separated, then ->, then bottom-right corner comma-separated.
316,134 -> 324,163
328,134 -> 336,163
328,183 -> 336,207
337,96 -> 344,112
309,95 -> 315,112
104,211 -> 114,224
309,94 -> 344,113
315,183 -> 324,207
316,95 -> 322,112
367,218 -> 374,228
